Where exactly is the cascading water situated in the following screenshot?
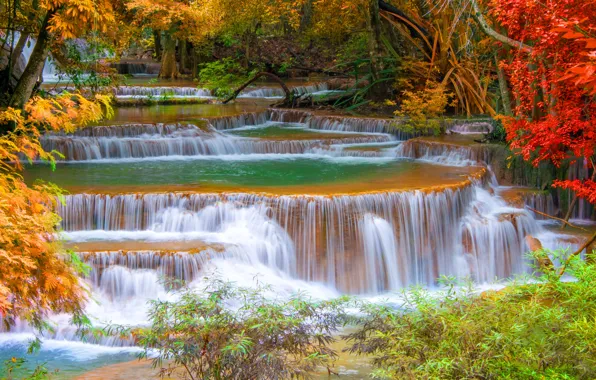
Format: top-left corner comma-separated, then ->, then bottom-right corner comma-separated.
5,104 -> 586,377
41,121 -> 394,161
114,86 -> 213,98
55,179 -> 563,294
238,82 -> 340,98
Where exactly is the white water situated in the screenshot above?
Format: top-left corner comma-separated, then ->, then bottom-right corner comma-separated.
41,121 -> 395,161
6,109 -> 589,369
238,82 -> 341,98
114,86 -> 214,98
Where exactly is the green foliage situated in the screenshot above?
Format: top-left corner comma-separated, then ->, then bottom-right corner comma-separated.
54,36 -> 118,92
336,32 -> 369,68
487,118 -> 507,143
199,58 -> 256,98
346,251 -> 596,379
131,279 -> 349,379
1,357 -> 54,380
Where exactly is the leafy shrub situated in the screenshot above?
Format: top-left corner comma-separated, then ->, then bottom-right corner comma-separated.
394,81 -> 453,135
199,58 -> 256,98
486,117 -> 507,143
133,279 -> 349,379
345,251 -> 596,379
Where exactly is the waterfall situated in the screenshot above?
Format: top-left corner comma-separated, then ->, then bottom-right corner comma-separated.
114,86 -> 213,98
394,139 -> 493,166
11,105 -> 587,357
238,83 -> 336,98
41,122 -> 392,161
448,122 -> 493,134
56,179 -> 554,294
361,214 -> 402,292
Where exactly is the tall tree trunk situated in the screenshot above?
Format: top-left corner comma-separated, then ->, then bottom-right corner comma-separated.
10,32 -> 30,71
191,45 -> 198,78
367,0 -> 383,79
10,10 -> 54,108
159,33 -> 178,79
244,32 -> 251,68
494,53 -> 512,115
180,40 -> 188,73
153,31 -> 162,61
299,0 -> 313,32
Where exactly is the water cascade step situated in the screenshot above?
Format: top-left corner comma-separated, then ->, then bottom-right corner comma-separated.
41,122 -> 394,161
58,180 -> 545,294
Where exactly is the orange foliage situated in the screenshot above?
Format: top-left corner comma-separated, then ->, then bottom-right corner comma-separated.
44,0 -> 117,40
0,93 -> 111,327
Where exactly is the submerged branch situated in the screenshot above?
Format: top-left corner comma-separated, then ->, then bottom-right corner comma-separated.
527,207 -> 589,232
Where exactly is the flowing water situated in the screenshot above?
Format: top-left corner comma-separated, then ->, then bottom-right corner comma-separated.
2,87 -> 588,377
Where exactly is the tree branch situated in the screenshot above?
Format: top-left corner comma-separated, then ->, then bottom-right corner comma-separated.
469,0 -> 533,53
527,207 -> 589,232
223,72 -> 291,104
558,232 -> 596,277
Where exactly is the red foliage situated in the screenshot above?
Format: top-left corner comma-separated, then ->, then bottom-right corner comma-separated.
489,0 -> 596,202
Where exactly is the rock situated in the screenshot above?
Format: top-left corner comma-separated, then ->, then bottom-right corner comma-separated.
525,235 -> 543,251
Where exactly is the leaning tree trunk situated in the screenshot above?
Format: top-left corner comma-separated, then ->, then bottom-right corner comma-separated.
223,72 -> 291,104
10,10 -> 54,108
159,33 -> 178,79
469,0 -> 532,53
10,32 -> 29,71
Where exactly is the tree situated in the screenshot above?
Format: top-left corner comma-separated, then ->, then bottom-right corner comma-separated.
0,92 -> 111,328
7,0 -> 117,108
488,0 -> 596,207
126,0 -> 223,78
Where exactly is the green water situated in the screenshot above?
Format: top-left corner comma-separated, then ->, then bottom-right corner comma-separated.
0,344 -> 138,379
224,124 -> 357,139
24,158 -> 415,191
108,102 -> 267,124
226,125 -> 313,137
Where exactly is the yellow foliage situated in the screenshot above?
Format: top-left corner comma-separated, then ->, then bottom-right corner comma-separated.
394,81 -> 453,133
0,93 -> 111,327
44,0 -> 117,40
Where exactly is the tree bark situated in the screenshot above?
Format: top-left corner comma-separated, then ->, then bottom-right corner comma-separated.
153,31 -> 162,61
378,0 -> 430,43
9,10 -> 54,108
494,53 -> 512,115
367,0 -> 383,79
180,40 -> 188,73
299,0 -> 313,32
223,72 -> 291,104
10,32 -> 29,71
191,45 -> 198,78
159,33 -> 178,79
469,0 -> 533,53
